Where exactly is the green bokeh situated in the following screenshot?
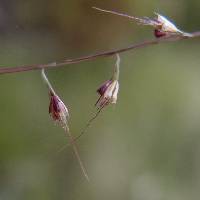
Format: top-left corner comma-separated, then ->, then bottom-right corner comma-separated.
0,1 -> 200,199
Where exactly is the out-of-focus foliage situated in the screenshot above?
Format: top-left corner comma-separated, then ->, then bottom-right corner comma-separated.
0,0 -> 200,199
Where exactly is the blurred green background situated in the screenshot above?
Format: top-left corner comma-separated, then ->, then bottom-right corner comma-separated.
0,0 -> 200,199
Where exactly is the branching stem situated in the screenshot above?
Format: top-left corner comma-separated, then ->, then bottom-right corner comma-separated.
0,33 -> 199,75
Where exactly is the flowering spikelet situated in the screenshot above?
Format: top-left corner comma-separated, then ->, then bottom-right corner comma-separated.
95,54 -> 120,109
49,91 -> 69,128
152,13 -> 192,37
72,54 -> 121,142
41,69 -> 69,128
96,79 -> 119,109
93,7 -> 193,38
41,69 -> 89,181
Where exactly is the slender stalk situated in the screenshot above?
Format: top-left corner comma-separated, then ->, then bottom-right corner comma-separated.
113,54 -> 120,81
64,125 -> 90,182
0,33 -> 199,75
41,69 -> 56,95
